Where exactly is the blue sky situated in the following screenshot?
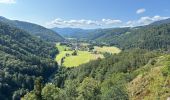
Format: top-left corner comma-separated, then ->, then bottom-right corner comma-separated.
0,0 -> 170,29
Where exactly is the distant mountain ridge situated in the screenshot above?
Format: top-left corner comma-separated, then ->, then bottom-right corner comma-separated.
51,27 -> 93,39
52,27 -> 130,41
150,18 -> 170,26
0,16 -> 64,42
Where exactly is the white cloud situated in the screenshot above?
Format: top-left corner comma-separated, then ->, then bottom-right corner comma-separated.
0,0 -> 16,4
125,21 -> 135,27
46,15 -> 169,29
137,15 -> 169,25
48,19 -> 99,27
102,19 -> 122,25
125,15 -> 169,27
46,18 -> 122,28
136,8 -> 146,14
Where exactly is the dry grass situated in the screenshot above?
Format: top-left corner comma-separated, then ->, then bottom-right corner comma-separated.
94,46 -> 121,54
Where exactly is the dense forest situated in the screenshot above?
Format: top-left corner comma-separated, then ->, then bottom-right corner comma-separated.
22,49 -> 161,100
0,22 -> 58,100
116,23 -> 170,50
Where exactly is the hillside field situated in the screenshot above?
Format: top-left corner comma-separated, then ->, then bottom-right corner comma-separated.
94,46 -> 121,54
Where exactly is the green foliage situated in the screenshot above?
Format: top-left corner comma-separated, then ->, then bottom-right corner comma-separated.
116,24 -> 170,50
0,22 -> 58,99
42,83 -> 62,100
12,89 -> 28,100
63,80 -> 78,99
101,73 -> 128,100
162,62 -> 170,76
72,50 -> 77,56
23,83 -> 64,100
34,77 -> 43,100
22,91 -> 37,100
77,77 -> 100,100
46,49 -> 158,100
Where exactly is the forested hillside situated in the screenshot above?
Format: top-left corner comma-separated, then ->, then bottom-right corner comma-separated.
0,16 -> 64,42
22,49 -> 161,100
116,23 -> 170,50
151,18 -> 170,26
92,28 -> 130,44
0,22 -> 58,99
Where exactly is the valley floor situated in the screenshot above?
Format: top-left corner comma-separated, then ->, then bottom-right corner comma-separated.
55,42 -> 121,67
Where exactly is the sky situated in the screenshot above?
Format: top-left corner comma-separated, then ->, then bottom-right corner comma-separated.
0,0 -> 170,29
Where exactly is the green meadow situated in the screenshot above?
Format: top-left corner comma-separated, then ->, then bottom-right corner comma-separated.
61,51 -> 103,67
56,43 -> 120,67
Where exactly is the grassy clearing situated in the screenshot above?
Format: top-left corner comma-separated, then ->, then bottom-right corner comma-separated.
56,43 -> 70,52
63,51 -> 104,67
55,51 -> 73,65
94,46 -> 121,54
56,44 -> 120,67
